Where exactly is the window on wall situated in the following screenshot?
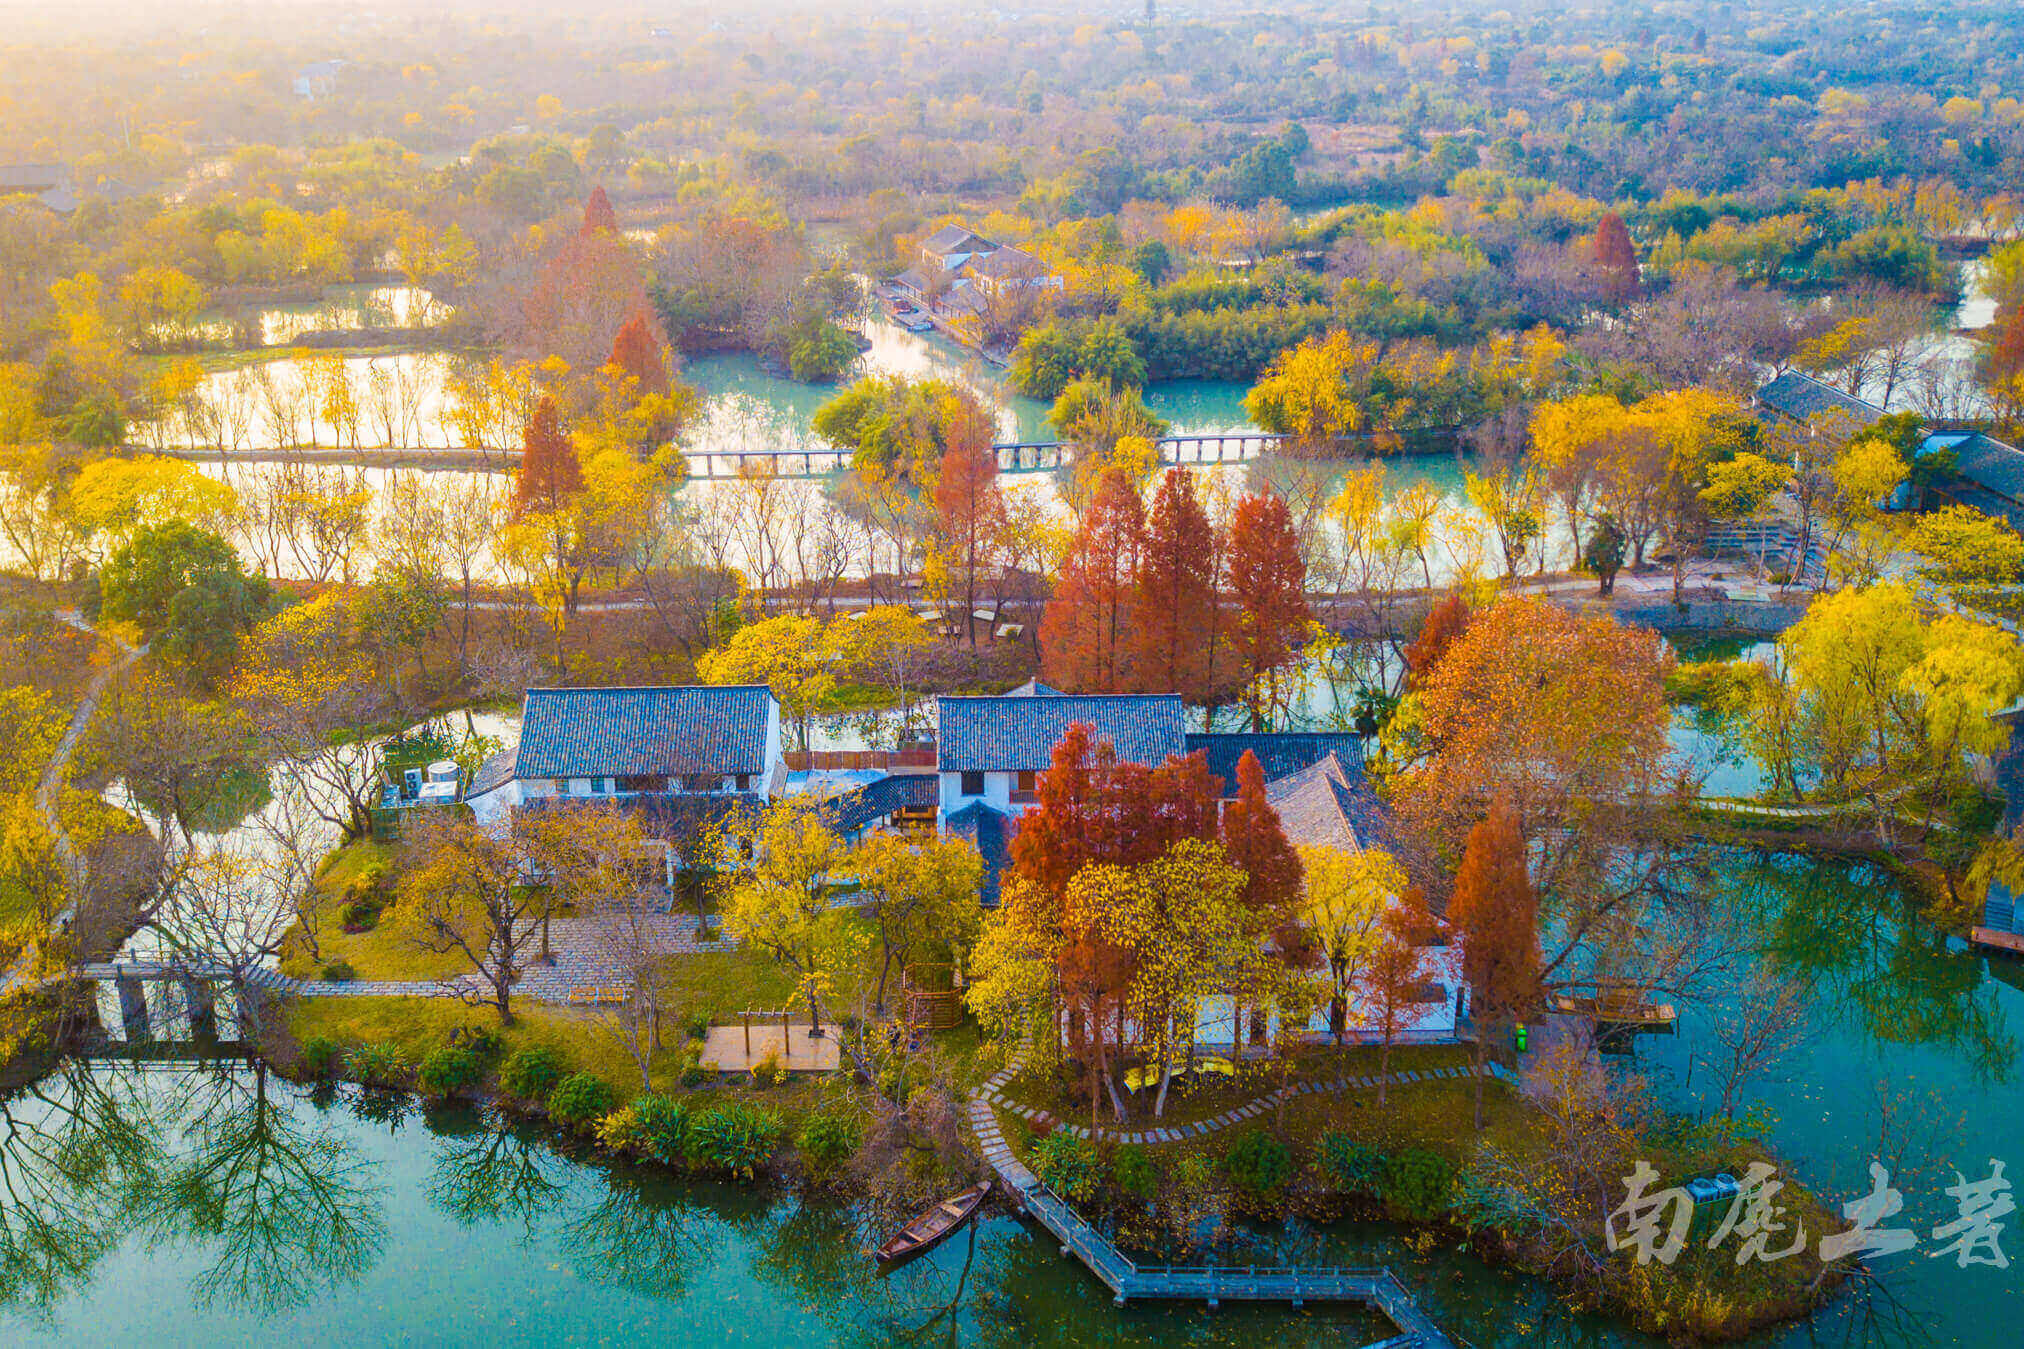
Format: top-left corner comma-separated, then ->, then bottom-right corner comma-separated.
735,774 -> 751,791
1015,769 -> 1037,796
960,771 -> 984,796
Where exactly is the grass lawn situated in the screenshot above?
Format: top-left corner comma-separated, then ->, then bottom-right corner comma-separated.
1000,1042 -> 1477,1134
278,841 -> 471,982
285,994 -> 840,1125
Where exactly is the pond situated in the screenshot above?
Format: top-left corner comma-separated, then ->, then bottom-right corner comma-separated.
6,847 -> 2020,1345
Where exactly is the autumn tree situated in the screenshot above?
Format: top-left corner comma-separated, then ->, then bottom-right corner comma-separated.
1447,795 -> 1540,1128
1220,749 -> 1302,932
607,306 -> 671,398
512,397 -> 583,516
931,396 -> 1004,647
1402,592 -> 1470,691
581,185 -> 618,235
724,794 -> 863,1034
1130,467 -> 1219,700
1592,212 -> 1641,304
1226,489 -> 1309,729
1006,724 -> 1221,901
844,833 -> 985,1015
1361,887 -> 1436,1104
695,614 -> 837,751
1398,597 -> 1678,1010
1039,469 -> 1144,693
397,812 -> 552,1024
1300,843 -> 1403,1045
516,191 -> 654,373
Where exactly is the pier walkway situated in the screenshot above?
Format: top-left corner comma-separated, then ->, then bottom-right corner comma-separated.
963,1059 -> 1457,1346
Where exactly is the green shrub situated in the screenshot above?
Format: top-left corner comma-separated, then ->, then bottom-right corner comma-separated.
417,1046 -> 482,1097
1320,1133 -> 1385,1197
547,1072 -> 619,1130
1222,1129 -> 1294,1196
1381,1147 -> 1454,1221
338,898 -> 382,933
685,1102 -> 784,1179
796,1112 -> 862,1178
299,1035 -> 342,1078
598,1093 -> 692,1163
1111,1143 -> 1159,1202
499,1045 -> 566,1099
321,959 -> 356,982
344,1042 -> 407,1086
1031,1132 -> 1100,1201
751,1050 -> 788,1088
446,1025 -> 504,1060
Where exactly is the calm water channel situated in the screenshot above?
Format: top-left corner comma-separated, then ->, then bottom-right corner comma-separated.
10,849 -> 2020,1346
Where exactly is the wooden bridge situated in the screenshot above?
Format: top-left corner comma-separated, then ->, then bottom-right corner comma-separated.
968,1089 -> 1452,1344
1015,1173 -> 1452,1342
682,431 -> 1292,480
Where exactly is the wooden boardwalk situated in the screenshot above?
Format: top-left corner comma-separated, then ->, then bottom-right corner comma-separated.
684,431 -> 1290,480
965,1083 -> 1454,1346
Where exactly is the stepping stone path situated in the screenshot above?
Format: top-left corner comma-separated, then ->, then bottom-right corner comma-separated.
966,1056 -> 1495,1149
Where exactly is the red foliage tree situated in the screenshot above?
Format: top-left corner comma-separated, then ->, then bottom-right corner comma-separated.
518,192 -> 653,372
1402,591 -> 1472,690
933,397 -> 1005,647
1040,469 -> 1144,692
1592,211 -> 1641,304
1226,490 -> 1310,729
1008,724 -> 1221,899
1131,468 -> 1219,700
607,305 -> 671,396
512,396 -> 582,515
581,185 -> 618,235
1447,794 -> 1541,1128
1361,887 -> 1437,1103
1219,749 -> 1303,932
1984,301 -> 2024,412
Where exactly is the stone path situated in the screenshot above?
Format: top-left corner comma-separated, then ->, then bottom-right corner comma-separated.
287,907 -> 733,1003
972,1060 -> 1491,1146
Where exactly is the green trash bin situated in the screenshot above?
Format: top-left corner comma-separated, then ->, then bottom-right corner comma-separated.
1515,1024 -> 1528,1053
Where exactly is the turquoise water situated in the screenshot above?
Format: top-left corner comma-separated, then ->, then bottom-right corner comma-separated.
6,851 -> 2021,1345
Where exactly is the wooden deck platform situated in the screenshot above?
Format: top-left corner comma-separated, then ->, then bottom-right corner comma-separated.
1972,926 -> 2024,956
700,1022 -> 840,1072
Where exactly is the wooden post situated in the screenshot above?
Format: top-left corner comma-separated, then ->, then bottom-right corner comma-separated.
782,1010 -> 791,1061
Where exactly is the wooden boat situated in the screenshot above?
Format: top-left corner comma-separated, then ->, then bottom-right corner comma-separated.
874,1181 -> 990,1264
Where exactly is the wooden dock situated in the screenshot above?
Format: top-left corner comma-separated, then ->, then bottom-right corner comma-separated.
966,1096 -> 1453,1345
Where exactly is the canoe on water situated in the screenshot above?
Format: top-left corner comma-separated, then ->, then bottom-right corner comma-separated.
874,1181 -> 991,1264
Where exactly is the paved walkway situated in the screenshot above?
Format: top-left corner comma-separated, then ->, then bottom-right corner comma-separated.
1,616 -> 145,1000
970,1058 -> 1490,1147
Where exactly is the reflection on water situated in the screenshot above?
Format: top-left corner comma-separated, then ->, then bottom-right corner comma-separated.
3,855 -> 2020,1344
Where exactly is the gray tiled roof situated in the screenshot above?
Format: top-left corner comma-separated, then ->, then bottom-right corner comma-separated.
947,800 -> 1009,905
820,773 -> 937,834
515,685 -> 773,778
466,745 -> 517,798
1186,732 -> 1366,792
936,694 -> 1187,773
1943,432 -> 2024,506
1755,372 -> 1883,427
1266,753 -> 1376,852
921,224 -> 989,255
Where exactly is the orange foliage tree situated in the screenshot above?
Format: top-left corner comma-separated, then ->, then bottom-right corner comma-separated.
1361,887 -> 1437,1104
607,305 -> 671,397
1402,591 -> 1471,690
1219,749 -> 1303,934
511,396 -> 582,515
1398,596 -> 1677,1007
1226,489 -> 1310,729
1131,467 -> 1220,700
1447,795 -> 1540,1128
1592,211 -> 1640,304
932,396 -> 1005,647
1040,469 -> 1144,692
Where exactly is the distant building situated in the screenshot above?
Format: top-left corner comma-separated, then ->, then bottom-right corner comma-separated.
0,163 -> 76,214
292,60 -> 347,101
1919,429 -> 2024,531
1753,371 -> 1884,431
892,224 -> 1062,305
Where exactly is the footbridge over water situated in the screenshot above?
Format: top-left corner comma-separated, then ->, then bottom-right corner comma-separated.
683,431 -> 1292,480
